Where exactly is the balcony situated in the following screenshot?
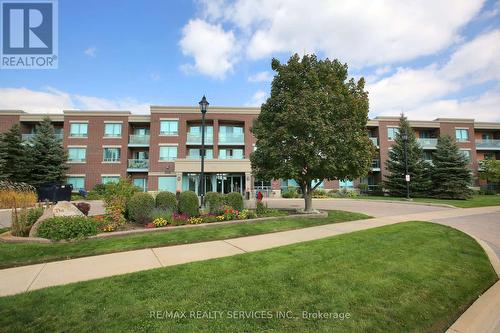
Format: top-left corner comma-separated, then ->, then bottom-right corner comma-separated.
418,138 -> 438,149
369,137 -> 378,147
128,135 -> 150,147
371,159 -> 381,171
476,139 -> 500,150
127,159 -> 149,172
186,133 -> 213,145
22,133 -> 63,141
218,133 -> 245,145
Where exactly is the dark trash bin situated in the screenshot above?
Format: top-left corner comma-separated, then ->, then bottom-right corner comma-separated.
37,183 -> 73,203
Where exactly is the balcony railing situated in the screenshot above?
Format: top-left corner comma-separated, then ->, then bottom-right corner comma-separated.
22,133 -> 63,141
128,159 -> 149,169
219,133 -> 245,145
129,135 -> 150,146
186,133 -> 213,145
369,137 -> 378,147
417,138 -> 438,149
476,139 -> 500,150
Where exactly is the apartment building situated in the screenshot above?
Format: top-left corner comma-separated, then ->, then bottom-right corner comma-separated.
0,108 -> 499,196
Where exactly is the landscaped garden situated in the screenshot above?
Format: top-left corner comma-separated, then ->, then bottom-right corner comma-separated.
0,222 -> 496,332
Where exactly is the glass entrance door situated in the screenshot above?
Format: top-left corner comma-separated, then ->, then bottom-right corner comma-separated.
217,174 -> 243,194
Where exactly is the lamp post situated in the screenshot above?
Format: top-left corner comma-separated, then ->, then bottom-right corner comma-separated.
199,95 -> 209,208
402,132 -> 410,200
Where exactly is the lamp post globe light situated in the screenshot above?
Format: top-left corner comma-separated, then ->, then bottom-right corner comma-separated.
199,95 -> 209,208
401,132 -> 410,200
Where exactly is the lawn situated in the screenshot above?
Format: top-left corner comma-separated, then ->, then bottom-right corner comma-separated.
0,222 -> 496,332
0,210 -> 369,269
353,194 -> 500,208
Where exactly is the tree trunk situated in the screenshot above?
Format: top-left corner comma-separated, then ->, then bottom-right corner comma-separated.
304,192 -> 313,212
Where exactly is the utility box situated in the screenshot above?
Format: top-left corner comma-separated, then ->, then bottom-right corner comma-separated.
37,183 -> 73,203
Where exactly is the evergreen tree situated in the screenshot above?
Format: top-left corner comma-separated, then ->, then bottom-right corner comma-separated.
0,124 -> 30,182
30,117 -> 68,187
384,114 -> 431,197
431,135 -> 472,199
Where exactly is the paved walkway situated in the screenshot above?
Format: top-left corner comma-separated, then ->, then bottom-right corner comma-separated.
0,204 -> 499,332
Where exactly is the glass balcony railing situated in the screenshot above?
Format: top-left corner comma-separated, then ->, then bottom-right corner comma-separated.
129,135 -> 150,145
369,137 -> 378,146
218,133 -> 245,145
128,159 -> 149,169
186,133 -> 213,144
417,138 -> 438,149
476,139 -> 500,150
22,133 -> 63,141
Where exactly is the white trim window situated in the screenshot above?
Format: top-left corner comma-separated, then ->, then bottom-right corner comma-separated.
102,176 -> 120,184
104,123 -> 122,137
159,146 -> 177,161
103,148 -> 121,162
68,148 -> 86,162
455,129 -> 469,142
69,123 -> 88,137
460,149 -> 471,161
160,120 -> 178,135
387,127 -> 399,141
67,176 -> 85,191
219,148 -> 243,159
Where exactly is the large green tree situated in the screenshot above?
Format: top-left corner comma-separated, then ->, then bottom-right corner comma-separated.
251,54 -> 375,212
0,124 -> 31,182
479,159 -> 500,185
431,135 -> 472,199
29,117 -> 68,187
384,114 -> 431,197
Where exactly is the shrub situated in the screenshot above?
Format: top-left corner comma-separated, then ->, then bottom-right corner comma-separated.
256,201 -> 267,216
222,205 -> 238,220
150,208 -> 172,222
236,209 -> 249,220
201,214 -> 218,223
178,191 -> 199,217
11,206 -> 44,236
338,188 -> 358,198
188,216 -> 203,224
92,183 -> 107,195
246,210 -> 257,219
73,202 -> 91,216
225,192 -> 244,211
155,191 -> 177,211
103,178 -> 139,212
281,187 -> 299,198
127,192 -> 155,224
37,216 -> 97,240
103,197 -> 126,229
312,189 -> 327,198
205,192 -> 223,214
171,212 -> 188,226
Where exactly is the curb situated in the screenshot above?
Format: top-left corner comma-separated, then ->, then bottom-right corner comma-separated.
266,197 -> 457,208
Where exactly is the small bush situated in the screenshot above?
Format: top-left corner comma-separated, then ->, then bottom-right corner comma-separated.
246,210 -> 257,219
256,201 -> 267,216
127,192 -> 155,224
226,192 -> 243,211
0,180 -> 37,209
11,206 -> 44,237
155,191 -> 177,211
171,212 -> 189,226
73,202 -> 91,216
92,183 -> 107,195
178,191 -> 199,217
281,187 -> 299,198
312,189 -> 327,198
37,216 -> 98,240
152,217 -> 168,228
150,207 -> 172,222
205,192 -> 223,214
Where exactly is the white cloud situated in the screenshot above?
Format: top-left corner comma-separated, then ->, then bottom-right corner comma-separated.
179,19 -> 239,79
0,87 -> 149,114
84,47 -> 97,58
245,90 -> 268,106
368,29 -> 500,121
247,71 -> 273,82
198,0 -> 484,66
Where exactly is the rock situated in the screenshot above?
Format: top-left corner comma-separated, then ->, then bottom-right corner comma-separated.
29,201 -> 84,237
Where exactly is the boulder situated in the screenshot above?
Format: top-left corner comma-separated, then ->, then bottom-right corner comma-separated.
29,201 -> 84,237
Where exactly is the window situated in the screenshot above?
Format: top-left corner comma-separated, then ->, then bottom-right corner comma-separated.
68,148 -> 86,162
159,146 -> 177,161
460,149 -> 471,161
69,123 -> 88,137
484,152 -> 495,160
419,131 -> 430,139
339,180 -> 354,189
455,129 -> 469,142
219,125 -> 244,143
102,176 -> 120,184
482,133 -> 492,140
104,123 -> 122,137
133,178 -> 148,192
67,177 -> 85,191
187,148 -> 213,159
158,177 -> 176,192
387,127 -> 399,140
423,151 -> 433,161
160,120 -> 178,135
103,148 -> 121,162
219,148 -> 244,159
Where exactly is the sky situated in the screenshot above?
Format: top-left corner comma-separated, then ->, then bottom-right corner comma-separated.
0,0 -> 499,121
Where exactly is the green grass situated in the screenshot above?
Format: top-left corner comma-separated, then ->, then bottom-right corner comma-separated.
0,210 -> 369,269
352,194 -> 500,208
0,222 -> 496,332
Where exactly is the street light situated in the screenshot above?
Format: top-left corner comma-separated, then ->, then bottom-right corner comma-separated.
402,132 -> 410,200
199,95 -> 209,208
